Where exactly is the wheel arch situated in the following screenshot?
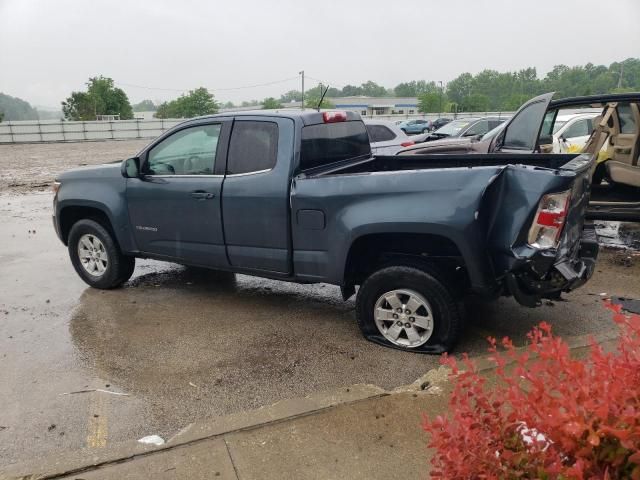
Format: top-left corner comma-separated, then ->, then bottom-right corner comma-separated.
342,231 -> 471,292
58,203 -> 117,246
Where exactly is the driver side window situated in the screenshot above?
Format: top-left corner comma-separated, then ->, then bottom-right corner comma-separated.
146,124 -> 221,175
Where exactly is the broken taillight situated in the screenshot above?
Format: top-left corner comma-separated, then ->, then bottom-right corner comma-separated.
527,190 -> 571,249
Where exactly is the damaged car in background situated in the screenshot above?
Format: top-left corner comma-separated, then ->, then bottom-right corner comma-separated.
399,92 -> 640,222
53,106 -> 598,353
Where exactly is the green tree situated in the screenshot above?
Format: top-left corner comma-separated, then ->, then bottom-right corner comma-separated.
503,93 -> 530,111
154,87 -> 219,119
305,83 -> 341,100
359,81 -> 387,97
394,80 -> 438,97
279,90 -> 302,103
221,101 -> 235,109
418,92 -> 445,113
446,73 -> 474,105
275,58 -> 640,112
341,84 -> 362,96
262,97 -> 283,109
62,76 -> 133,120
132,99 -> 157,111
304,95 -> 334,109
462,93 -> 490,112
0,93 -> 39,121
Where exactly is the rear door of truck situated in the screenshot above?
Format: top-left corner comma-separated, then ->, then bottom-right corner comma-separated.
220,116 -> 295,274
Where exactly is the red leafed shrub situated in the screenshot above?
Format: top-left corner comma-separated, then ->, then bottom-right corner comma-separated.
423,301 -> 640,479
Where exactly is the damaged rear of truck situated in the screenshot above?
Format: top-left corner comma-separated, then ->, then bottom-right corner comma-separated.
291,98 -> 598,353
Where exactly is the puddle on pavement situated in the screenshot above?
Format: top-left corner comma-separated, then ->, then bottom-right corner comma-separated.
595,221 -> 640,251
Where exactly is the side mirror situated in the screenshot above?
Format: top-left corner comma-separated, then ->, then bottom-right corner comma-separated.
121,157 -> 140,178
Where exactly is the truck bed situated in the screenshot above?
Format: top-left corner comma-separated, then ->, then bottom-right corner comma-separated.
292,152 -> 595,295
307,153 -> 583,176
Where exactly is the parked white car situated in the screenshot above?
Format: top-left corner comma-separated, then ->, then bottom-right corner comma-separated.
364,120 -> 415,155
552,113 -> 598,153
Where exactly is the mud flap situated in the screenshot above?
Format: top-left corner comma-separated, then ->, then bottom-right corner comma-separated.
340,285 -> 355,301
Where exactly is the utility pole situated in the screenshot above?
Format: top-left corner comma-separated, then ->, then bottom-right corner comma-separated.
438,80 -> 443,116
299,70 -> 305,110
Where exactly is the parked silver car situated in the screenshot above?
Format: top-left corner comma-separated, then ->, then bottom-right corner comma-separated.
364,120 -> 415,155
410,116 -> 509,144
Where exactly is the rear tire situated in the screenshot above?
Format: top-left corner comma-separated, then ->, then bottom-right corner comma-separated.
68,219 -> 135,289
355,265 -> 463,353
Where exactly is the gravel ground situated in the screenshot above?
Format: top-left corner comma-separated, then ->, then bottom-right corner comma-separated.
0,139 -> 149,194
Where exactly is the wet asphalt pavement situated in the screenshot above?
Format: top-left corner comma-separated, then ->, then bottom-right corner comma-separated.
1,192 -> 639,467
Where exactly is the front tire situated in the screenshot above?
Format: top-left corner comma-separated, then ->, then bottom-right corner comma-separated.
68,219 -> 135,289
355,265 -> 463,353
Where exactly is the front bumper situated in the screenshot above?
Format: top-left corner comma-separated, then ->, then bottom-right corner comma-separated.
506,223 -> 599,307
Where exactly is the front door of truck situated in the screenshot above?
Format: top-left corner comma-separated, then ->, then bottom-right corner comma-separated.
126,120 -> 231,268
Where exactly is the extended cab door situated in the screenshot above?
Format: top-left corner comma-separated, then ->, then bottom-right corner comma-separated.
126,119 -> 231,267
221,117 -> 294,274
491,93 -> 554,154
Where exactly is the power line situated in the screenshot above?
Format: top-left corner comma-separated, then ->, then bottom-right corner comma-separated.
116,76 -> 300,94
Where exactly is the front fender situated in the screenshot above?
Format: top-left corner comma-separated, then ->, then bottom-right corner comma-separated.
55,175 -> 135,252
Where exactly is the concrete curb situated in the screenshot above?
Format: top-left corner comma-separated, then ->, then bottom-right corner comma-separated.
2,330 -> 620,480
2,384 -> 387,480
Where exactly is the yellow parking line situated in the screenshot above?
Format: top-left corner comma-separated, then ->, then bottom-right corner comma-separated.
86,394 -> 108,448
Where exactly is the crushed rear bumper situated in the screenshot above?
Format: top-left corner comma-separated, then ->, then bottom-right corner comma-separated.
506,223 -> 599,307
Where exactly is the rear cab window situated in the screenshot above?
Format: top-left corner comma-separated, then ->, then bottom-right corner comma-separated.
227,121 -> 278,174
300,121 -> 371,171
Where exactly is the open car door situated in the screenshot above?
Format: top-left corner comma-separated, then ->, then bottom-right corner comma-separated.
490,93 -> 555,154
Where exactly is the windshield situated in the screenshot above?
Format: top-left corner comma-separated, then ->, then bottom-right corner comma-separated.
434,119 -> 474,136
552,120 -> 567,134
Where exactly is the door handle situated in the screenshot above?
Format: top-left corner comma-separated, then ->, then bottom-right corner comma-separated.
191,191 -> 216,200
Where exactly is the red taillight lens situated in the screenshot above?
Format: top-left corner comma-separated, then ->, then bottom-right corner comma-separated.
401,141 -> 415,147
322,111 -> 347,123
528,190 -> 571,249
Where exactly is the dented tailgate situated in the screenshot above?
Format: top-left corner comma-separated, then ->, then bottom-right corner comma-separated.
482,154 -> 598,306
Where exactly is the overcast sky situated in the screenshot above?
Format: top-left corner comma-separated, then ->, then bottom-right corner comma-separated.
1,0 -> 639,108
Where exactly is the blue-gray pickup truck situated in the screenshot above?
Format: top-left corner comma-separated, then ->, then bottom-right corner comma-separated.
53,106 -> 599,353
